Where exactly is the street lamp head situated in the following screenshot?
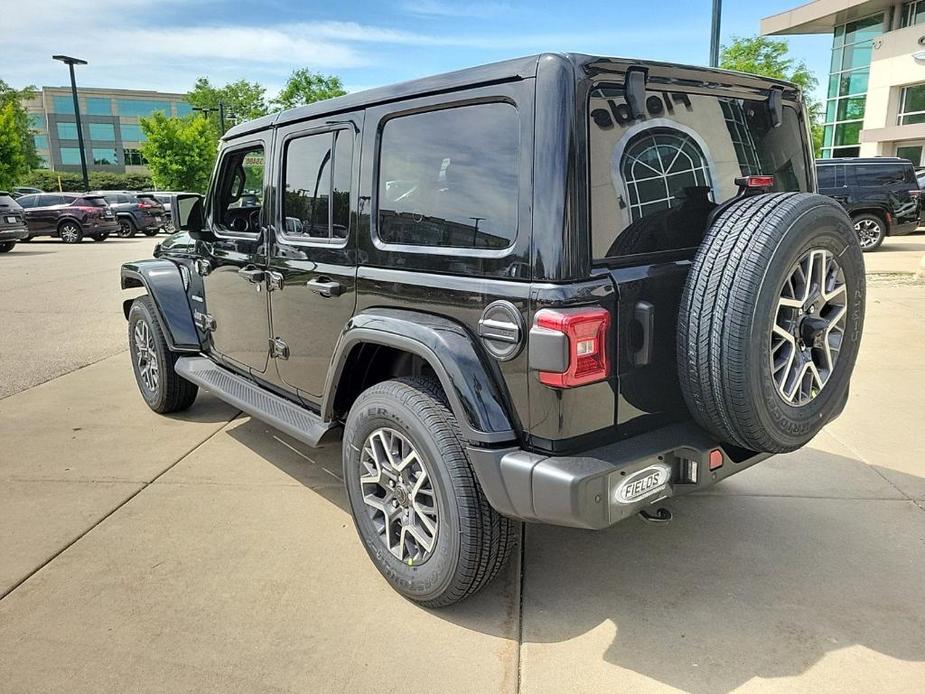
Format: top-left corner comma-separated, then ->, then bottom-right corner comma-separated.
52,55 -> 88,65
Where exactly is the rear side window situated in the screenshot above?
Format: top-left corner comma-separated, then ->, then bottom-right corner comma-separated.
282,129 -> 352,241
853,164 -> 915,186
816,166 -> 836,189
75,196 -> 108,207
17,195 -> 37,208
589,86 -> 810,261
377,102 -> 518,250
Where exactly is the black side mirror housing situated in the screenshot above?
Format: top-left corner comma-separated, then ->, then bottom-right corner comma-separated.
170,193 -> 213,241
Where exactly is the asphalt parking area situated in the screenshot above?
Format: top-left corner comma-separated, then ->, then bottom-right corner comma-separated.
1,235 -> 923,692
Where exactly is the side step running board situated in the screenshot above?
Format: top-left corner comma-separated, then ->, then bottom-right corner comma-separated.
175,356 -> 340,448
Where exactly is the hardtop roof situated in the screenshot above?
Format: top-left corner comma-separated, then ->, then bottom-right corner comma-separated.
222,52 -> 802,141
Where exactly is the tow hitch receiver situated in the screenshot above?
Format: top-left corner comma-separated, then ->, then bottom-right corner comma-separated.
638,507 -> 673,525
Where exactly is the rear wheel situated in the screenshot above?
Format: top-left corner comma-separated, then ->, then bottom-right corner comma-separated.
852,213 -> 885,251
678,193 -> 865,453
58,221 -> 83,244
343,377 -> 518,607
118,218 -> 136,238
0,241 -> 15,253
143,228 -> 159,237
92,232 -> 109,242
127,296 -> 198,413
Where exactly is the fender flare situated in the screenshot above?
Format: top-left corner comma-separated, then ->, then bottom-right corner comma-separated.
121,259 -> 201,352
322,308 -> 518,445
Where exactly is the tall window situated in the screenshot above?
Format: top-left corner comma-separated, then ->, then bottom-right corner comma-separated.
89,123 -> 115,140
822,13 -> 884,158
901,1 -> 925,27
92,148 -> 116,165
86,98 -> 112,115
282,130 -> 353,241
116,99 -> 171,118
620,128 -> 712,222
721,100 -> 763,175
377,103 -> 519,250
123,148 -> 147,166
57,122 -> 78,139
120,124 -> 146,142
899,84 -> 925,125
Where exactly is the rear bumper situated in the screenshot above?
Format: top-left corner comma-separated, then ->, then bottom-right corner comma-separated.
467,422 -> 771,529
0,226 -> 29,241
890,219 -> 920,236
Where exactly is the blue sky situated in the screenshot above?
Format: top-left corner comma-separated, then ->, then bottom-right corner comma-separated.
4,0 -> 832,102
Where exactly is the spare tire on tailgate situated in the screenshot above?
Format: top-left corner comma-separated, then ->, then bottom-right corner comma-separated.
678,193 -> 865,453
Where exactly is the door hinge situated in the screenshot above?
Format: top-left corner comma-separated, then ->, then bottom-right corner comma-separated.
267,270 -> 284,292
270,337 -> 290,360
194,259 -> 211,276
193,310 -> 216,332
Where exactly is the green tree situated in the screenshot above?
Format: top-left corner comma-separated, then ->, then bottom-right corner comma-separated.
0,102 -> 30,189
139,112 -> 218,193
188,77 -> 269,131
720,35 -> 824,156
273,69 -> 346,111
0,80 -> 40,172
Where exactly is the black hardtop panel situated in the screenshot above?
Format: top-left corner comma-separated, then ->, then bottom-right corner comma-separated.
222,54 -> 543,141
817,157 -> 913,165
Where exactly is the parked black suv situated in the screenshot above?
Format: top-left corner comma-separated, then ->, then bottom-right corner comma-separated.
17,193 -> 118,242
93,190 -> 166,237
121,54 -> 865,606
0,192 -> 29,252
816,157 -> 921,251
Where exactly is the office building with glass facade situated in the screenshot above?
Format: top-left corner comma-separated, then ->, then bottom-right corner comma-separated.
762,0 -> 925,166
24,87 -> 192,174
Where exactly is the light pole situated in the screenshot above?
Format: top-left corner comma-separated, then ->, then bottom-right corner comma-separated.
709,0 -> 722,68
52,55 -> 89,192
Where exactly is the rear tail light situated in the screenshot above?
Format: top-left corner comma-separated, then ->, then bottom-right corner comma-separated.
534,307 -> 610,388
709,449 -> 724,471
735,175 -> 775,190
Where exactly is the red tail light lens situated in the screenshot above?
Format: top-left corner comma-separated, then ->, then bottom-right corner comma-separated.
535,308 -> 610,388
735,175 -> 775,189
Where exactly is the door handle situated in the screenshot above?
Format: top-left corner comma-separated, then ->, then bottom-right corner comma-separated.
306,277 -> 345,297
238,266 -> 265,283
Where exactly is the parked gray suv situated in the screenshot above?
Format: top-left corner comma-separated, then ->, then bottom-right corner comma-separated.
92,190 -> 166,237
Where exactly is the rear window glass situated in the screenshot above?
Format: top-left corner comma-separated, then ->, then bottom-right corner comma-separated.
377,102 -> 519,250
0,195 -> 18,207
853,164 -> 915,186
589,86 -> 810,260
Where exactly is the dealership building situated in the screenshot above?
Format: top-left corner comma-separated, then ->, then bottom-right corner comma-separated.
24,87 -> 192,174
762,0 -> 925,165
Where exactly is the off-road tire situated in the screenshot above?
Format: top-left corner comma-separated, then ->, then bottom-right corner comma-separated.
343,377 -> 518,607
851,212 -> 885,252
118,218 -> 136,238
678,193 -> 865,453
0,241 -> 14,253
58,220 -> 83,243
127,296 -> 198,414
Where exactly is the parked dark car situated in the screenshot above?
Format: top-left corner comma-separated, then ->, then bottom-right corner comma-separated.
816,157 -> 921,251
121,54 -> 865,607
150,191 -> 195,233
0,192 -> 29,252
92,190 -> 166,238
17,193 -> 118,243
11,186 -> 43,198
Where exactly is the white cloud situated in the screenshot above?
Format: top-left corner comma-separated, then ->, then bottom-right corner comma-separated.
398,0 -> 514,18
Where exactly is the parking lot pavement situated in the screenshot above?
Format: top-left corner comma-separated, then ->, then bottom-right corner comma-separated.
0,237 -> 154,399
1,234 -> 924,692
861,230 -> 925,274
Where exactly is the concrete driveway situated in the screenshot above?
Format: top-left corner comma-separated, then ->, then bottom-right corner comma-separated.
1,236 -> 923,693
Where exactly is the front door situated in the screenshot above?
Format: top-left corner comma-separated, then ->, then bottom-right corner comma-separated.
199,137 -> 272,374
267,116 -> 361,400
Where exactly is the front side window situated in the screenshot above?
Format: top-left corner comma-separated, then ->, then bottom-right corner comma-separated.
377,102 -> 519,250
214,145 -> 265,234
899,83 -> 925,125
281,129 -> 352,241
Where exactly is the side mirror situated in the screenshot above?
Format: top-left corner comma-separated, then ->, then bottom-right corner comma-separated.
171,193 -> 213,241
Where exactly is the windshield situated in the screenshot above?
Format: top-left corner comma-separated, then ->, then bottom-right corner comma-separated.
588,85 -> 811,260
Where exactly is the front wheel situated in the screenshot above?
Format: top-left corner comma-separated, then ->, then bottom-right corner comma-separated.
58,221 -> 83,244
0,241 -> 15,253
853,213 -> 885,251
127,296 -> 198,413
343,377 -> 518,608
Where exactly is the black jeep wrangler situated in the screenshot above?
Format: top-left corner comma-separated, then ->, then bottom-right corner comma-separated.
121,54 -> 865,607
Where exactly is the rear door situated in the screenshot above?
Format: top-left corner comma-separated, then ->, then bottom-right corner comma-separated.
586,80 -> 813,436
266,113 -> 362,400
28,194 -> 65,234
198,136 -> 273,375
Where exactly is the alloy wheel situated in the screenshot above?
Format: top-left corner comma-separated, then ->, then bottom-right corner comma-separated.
770,248 -> 848,406
854,218 -> 882,249
133,319 -> 159,393
59,224 -> 80,243
118,220 -> 133,238
359,427 -> 438,564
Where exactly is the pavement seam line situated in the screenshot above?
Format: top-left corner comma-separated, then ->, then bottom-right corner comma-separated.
0,349 -> 130,402
516,522 -> 526,694
0,413 -> 240,602
822,428 -> 923,512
